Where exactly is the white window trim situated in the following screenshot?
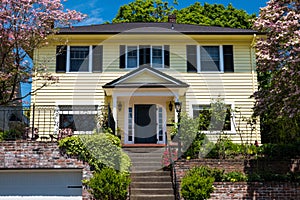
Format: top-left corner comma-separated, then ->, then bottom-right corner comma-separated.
189,101 -> 236,134
54,107 -> 98,135
124,103 -> 166,144
66,45 -> 93,73
125,45 -> 165,69
197,45 -> 224,73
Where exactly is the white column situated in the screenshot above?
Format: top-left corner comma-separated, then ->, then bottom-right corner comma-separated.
112,95 -> 118,135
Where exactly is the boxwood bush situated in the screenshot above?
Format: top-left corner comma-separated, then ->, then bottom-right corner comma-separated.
86,167 -> 130,200
181,166 -> 216,200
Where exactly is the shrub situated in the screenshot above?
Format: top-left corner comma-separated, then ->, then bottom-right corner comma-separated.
223,171 -> 248,182
58,133 -> 131,172
2,130 -> 22,140
87,167 -> 130,200
181,166 -> 216,200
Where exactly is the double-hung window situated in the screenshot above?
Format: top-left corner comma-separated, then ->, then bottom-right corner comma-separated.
192,104 -> 233,132
200,46 -> 220,71
127,46 -> 138,68
120,45 -> 169,69
56,45 -> 103,73
186,45 -> 234,72
69,46 -> 89,72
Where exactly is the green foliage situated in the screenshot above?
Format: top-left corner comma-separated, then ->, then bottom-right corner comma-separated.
179,113 -> 200,153
181,166 -> 247,199
1,130 -> 22,140
181,166 -> 215,200
112,1 -> 255,29
223,171 -> 248,182
248,172 -> 300,183
86,167 -> 130,200
260,114 -> 300,144
58,133 -> 131,172
257,142 -> 300,160
112,0 -> 177,23
175,2 -> 255,29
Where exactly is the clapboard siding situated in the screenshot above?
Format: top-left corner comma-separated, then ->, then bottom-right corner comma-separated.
32,34 -> 259,143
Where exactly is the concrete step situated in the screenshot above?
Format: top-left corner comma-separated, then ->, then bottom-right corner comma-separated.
131,188 -> 174,195
131,171 -> 170,177
130,166 -> 164,172
131,175 -> 171,182
131,161 -> 162,167
131,182 -> 173,189
130,194 -> 175,200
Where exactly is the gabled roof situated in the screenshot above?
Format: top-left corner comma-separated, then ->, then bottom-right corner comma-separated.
103,66 -> 189,89
57,22 -> 259,35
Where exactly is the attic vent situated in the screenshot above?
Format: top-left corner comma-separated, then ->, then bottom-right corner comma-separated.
168,14 -> 176,23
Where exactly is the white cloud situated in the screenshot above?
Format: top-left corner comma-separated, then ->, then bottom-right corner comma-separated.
77,17 -> 105,26
64,0 -> 107,25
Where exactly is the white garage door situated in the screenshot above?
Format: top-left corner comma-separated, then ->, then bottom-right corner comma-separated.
0,169 -> 82,200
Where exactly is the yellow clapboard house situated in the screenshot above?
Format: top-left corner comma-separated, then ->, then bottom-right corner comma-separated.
32,19 -> 263,144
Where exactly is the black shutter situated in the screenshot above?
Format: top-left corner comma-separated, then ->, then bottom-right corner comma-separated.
139,45 -> 150,66
223,45 -> 234,72
92,45 -> 103,72
186,45 -> 197,72
164,45 -> 170,68
56,45 -> 67,72
119,45 -> 126,68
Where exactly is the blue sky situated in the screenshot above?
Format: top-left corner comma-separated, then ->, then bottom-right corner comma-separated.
63,0 -> 269,25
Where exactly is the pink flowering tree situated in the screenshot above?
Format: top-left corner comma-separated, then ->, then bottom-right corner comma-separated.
0,0 -> 85,105
253,0 -> 300,142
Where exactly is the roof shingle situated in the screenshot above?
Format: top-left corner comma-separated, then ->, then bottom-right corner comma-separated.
57,22 -> 259,35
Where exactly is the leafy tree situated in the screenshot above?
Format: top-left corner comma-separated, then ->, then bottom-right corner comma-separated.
0,0 -> 85,105
112,0 -> 177,23
253,0 -> 300,143
112,1 -> 255,29
175,2 -> 255,29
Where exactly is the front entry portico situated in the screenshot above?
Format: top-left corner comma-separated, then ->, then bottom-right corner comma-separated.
102,66 -> 189,145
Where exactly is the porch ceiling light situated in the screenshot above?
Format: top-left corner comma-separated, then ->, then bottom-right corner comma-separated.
175,101 -> 182,113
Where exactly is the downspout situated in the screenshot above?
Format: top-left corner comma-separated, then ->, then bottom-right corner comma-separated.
32,48 -> 38,137
250,34 -> 259,141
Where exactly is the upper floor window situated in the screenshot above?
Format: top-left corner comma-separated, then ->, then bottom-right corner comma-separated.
119,45 -> 170,69
70,46 -> 89,72
56,45 -> 103,73
187,45 -> 234,73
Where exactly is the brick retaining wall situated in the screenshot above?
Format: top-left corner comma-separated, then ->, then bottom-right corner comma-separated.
0,141 -> 93,199
175,159 -> 300,200
210,182 -> 300,200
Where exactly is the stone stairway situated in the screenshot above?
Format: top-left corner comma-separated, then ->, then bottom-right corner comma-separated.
123,147 -> 175,200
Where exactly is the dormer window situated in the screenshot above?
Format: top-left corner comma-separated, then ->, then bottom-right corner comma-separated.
120,45 -> 169,69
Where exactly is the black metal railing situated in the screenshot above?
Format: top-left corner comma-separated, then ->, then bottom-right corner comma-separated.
0,104 -> 114,141
166,136 -> 180,200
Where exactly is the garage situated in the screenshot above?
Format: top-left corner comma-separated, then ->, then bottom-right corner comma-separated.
0,169 -> 82,200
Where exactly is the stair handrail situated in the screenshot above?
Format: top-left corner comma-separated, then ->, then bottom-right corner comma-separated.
166,137 -> 180,200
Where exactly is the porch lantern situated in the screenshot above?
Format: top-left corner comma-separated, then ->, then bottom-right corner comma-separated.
175,101 -> 182,156
174,101 -> 182,113
117,102 -> 122,111
168,101 -> 173,111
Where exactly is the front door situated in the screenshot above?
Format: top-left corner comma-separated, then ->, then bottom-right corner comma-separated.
134,104 -> 157,143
